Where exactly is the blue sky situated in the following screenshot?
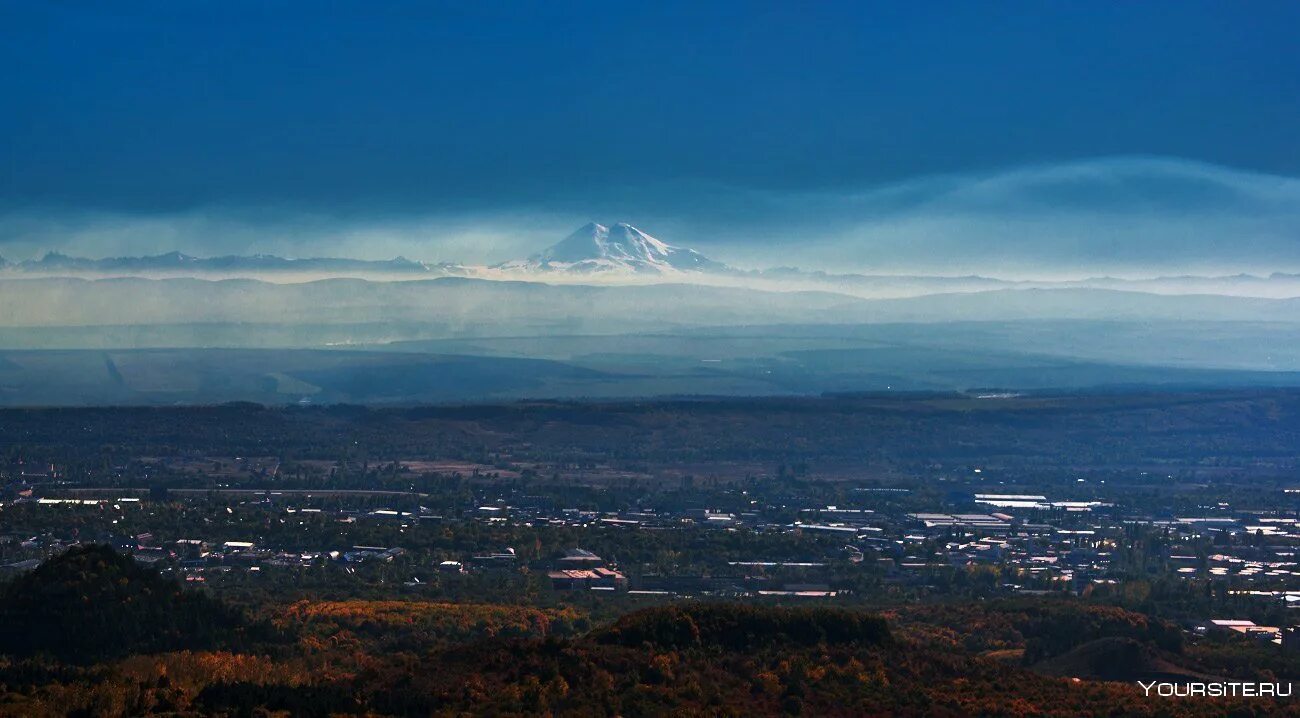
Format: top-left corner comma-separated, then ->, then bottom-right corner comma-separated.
2,1 -> 1298,273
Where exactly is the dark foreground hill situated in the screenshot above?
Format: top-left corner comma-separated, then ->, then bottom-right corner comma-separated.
1034,637 -> 1215,683
0,545 -> 268,662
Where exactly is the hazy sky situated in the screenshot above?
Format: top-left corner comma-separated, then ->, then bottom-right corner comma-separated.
3,2 -> 1298,273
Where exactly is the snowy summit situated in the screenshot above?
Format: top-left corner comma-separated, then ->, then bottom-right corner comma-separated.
499,222 -> 729,275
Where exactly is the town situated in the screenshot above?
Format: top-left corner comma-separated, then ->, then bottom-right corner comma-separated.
6,445 -> 1300,651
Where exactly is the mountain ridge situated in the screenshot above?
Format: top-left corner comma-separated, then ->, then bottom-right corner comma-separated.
5,221 -> 1300,299
3,250 -> 446,276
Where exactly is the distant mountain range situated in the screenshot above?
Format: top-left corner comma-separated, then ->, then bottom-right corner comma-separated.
3,222 -> 1300,402
0,222 -> 732,278
0,250 -> 446,276
4,222 -> 1300,299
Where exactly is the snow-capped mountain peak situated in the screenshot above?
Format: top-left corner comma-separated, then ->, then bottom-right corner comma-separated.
505,222 -> 728,274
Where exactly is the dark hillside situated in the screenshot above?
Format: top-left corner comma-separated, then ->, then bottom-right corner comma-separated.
0,545 -> 265,662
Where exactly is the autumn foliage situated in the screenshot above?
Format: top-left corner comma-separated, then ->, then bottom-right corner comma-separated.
1,549 -> 1298,716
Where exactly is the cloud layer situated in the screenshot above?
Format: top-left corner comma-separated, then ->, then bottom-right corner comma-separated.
2,157 -> 1297,277
710,156 -> 1300,276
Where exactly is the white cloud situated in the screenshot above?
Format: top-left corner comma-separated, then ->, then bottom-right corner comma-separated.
695,157 -> 1300,275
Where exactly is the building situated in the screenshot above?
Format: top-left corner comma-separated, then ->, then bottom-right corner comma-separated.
469,548 -> 517,569
548,567 -> 627,591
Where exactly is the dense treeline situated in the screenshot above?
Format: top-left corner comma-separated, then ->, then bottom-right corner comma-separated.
596,603 -> 892,652
3,391 -> 1300,472
894,599 -> 1183,661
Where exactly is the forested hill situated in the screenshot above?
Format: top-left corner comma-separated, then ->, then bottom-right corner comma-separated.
0,545 -> 268,662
